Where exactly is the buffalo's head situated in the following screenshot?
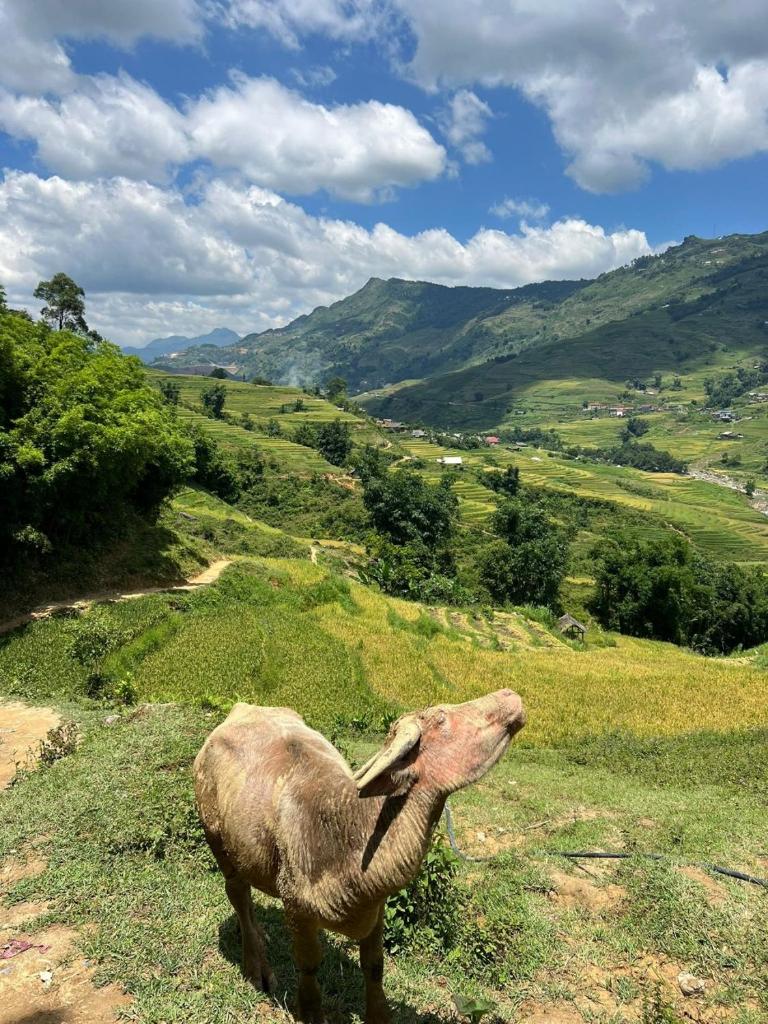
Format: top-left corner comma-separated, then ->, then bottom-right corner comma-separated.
354,689 -> 525,797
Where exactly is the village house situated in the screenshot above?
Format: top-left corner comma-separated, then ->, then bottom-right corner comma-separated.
714,409 -> 737,423
411,429 -> 427,438
585,402 -> 607,412
609,405 -> 630,417
377,418 -> 406,431
437,456 -> 463,468
484,435 -> 500,446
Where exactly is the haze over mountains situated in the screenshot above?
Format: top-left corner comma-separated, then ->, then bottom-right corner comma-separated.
122,327 -> 239,363
155,229 -> 768,428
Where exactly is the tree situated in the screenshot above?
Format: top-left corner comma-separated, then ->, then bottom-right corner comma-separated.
479,499 -> 568,607
201,383 -> 226,418
482,465 -> 520,497
210,367 -> 228,379
622,417 -> 650,440
363,469 -> 458,548
325,376 -> 347,403
315,419 -> 352,466
33,273 -> 89,333
0,317 -> 193,561
745,478 -> 756,497
159,379 -> 181,405
349,444 -> 394,484
266,417 -> 283,437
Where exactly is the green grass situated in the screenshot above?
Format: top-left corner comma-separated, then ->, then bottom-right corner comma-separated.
3,556 -> 768,1023
1,702 -> 766,1024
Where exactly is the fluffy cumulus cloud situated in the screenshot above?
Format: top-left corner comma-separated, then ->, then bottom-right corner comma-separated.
187,75 -> 446,200
221,0 -> 382,49
0,75 -> 190,183
437,90 -> 493,164
390,0 -> 768,191
0,72 -> 445,200
0,171 -> 656,347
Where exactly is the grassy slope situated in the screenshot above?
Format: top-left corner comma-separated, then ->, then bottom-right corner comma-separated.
147,371 -> 381,474
2,558 -> 767,1023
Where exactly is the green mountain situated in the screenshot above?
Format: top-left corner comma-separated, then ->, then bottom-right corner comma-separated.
154,276 -> 588,389
362,233 -> 768,429
156,231 -> 768,408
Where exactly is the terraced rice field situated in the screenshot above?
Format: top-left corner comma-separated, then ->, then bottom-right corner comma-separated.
402,438 -> 768,564
148,370 -> 376,433
177,407 -> 334,473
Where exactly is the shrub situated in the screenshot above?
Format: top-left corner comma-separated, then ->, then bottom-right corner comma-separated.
384,839 -> 462,953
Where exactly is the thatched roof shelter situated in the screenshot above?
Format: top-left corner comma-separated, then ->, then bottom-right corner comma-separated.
557,613 -> 587,640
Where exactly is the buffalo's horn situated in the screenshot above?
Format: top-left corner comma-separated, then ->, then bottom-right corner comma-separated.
355,719 -> 421,792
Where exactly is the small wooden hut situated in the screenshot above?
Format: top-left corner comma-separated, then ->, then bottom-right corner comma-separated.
557,613 -> 587,641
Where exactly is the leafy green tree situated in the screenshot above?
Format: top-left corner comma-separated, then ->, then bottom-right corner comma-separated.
745,478 -> 756,497
0,317 -> 193,560
622,417 -> 650,440
363,469 -> 458,548
33,273 -> 89,333
349,444 -> 395,484
479,499 -> 568,607
482,465 -> 520,497
325,376 -> 347,403
209,367 -> 228,379
314,419 -> 352,466
266,417 -> 283,437
201,382 -> 226,418
188,428 -> 239,502
159,379 -> 180,405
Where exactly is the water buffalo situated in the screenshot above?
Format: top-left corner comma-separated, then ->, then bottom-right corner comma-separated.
194,689 -> 525,1023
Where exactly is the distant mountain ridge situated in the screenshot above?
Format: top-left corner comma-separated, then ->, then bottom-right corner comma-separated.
122,327 -> 240,363
152,231 -> 768,407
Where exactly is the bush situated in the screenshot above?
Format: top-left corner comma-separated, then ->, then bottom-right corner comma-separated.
384,839 -> 462,953
479,500 -> 568,609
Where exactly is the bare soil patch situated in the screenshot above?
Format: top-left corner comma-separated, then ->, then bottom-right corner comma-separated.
0,704 -> 61,790
0,924 -> 129,1024
547,868 -> 627,912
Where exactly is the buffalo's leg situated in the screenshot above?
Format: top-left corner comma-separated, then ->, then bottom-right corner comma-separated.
225,877 -> 275,992
360,905 -> 390,1024
289,918 -> 325,1023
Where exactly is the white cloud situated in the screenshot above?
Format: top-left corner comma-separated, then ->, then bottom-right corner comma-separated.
0,170 -> 657,347
0,71 -> 445,201
220,0 -> 382,49
0,0 -> 204,93
437,89 -> 492,164
490,197 -> 550,221
0,75 -> 190,183
186,74 -> 446,200
389,0 -> 768,192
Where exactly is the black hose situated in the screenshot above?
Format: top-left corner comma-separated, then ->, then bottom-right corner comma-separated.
441,804 -> 768,889
557,850 -> 768,889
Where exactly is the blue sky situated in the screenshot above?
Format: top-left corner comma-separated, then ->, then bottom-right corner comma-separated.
0,1 -> 766,346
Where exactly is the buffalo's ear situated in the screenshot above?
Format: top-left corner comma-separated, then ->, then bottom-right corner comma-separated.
354,719 -> 421,794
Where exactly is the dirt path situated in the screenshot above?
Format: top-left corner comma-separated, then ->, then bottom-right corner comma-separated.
0,558 -> 233,637
0,704 -> 130,1022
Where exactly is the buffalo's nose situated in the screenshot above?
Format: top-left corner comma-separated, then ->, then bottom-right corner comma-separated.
495,689 -> 525,732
